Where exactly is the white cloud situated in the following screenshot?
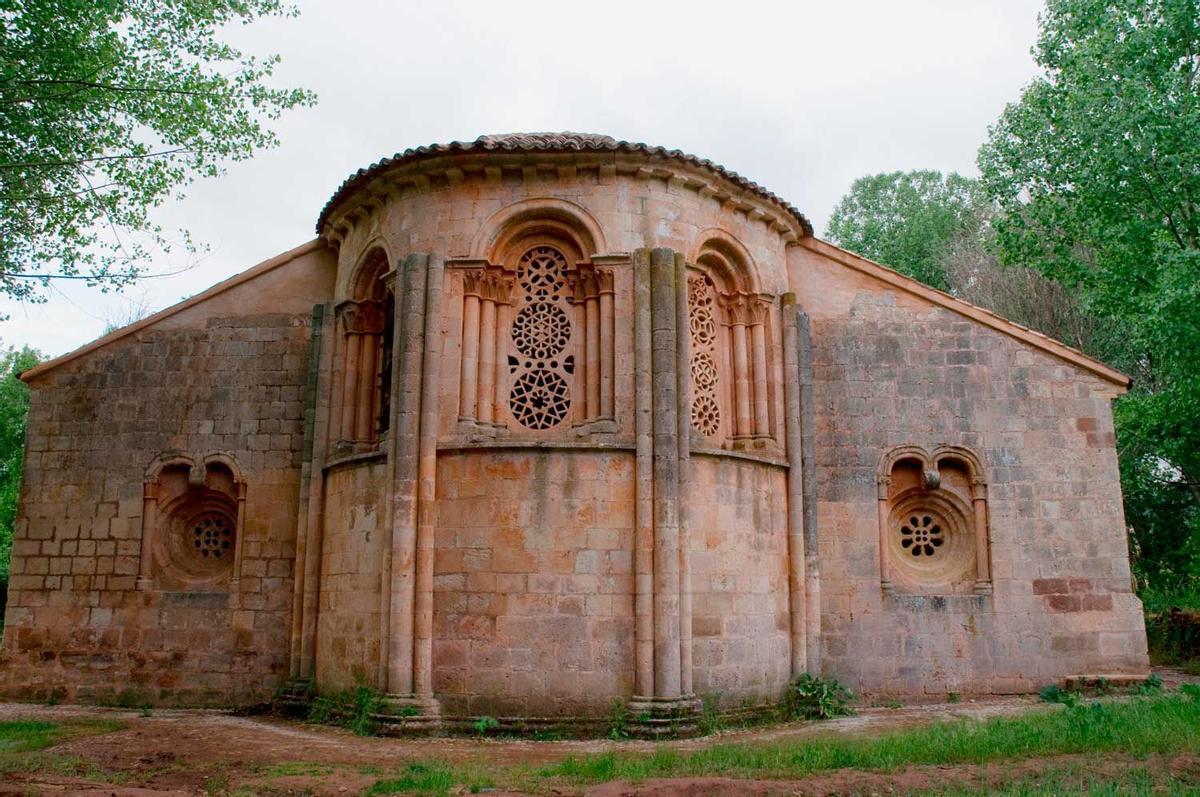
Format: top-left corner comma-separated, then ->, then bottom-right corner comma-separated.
2,0 -> 1044,357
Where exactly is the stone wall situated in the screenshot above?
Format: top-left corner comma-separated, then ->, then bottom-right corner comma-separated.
432,449 -> 635,717
314,458 -> 387,692
792,245 -> 1148,695
689,454 -> 791,706
0,245 -> 333,705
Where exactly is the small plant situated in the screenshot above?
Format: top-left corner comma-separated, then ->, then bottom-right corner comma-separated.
607,699 -> 629,740
305,684 -> 384,736
698,694 -> 724,735
1179,683 -> 1200,700
784,674 -> 855,720
1039,684 -> 1080,707
472,715 -> 500,736
1094,676 -> 1113,696
1135,674 -> 1164,695
947,692 -> 961,704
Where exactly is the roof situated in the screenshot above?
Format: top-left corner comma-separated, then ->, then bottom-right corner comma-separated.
315,132 -> 815,237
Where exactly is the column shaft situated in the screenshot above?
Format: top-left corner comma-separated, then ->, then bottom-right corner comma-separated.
384,253 -> 427,694
632,249 -> 654,697
674,252 -> 693,697
459,292 -> 480,420
340,332 -> 362,441
732,322 -> 751,437
477,298 -> 496,424
586,293 -> 600,419
599,283 -> 614,418
751,319 -> 770,437
780,295 -> 808,675
650,247 -> 681,699
493,301 -> 511,424
356,332 -> 378,442
137,483 -> 158,589
412,253 -> 444,697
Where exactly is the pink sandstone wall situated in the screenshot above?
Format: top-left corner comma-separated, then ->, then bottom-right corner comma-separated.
689,454 -> 791,706
792,246 -> 1148,695
433,449 -> 635,717
0,247 -> 334,704
314,458 -> 387,692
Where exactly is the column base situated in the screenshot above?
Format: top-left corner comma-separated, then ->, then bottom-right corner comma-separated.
272,678 -> 315,717
973,580 -> 993,595
627,695 -> 703,738
375,693 -> 442,736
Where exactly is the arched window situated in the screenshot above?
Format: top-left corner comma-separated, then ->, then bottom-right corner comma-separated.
877,446 -> 991,595
688,237 -> 774,449
334,249 -> 393,451
458,209 -> 613,435
138,456 -> 246,591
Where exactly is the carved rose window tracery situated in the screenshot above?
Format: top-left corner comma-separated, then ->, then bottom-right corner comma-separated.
688,273 -> 722,438
508,246 -> 574,430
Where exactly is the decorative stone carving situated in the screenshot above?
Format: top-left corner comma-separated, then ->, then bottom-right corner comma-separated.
508,245 -> 574,430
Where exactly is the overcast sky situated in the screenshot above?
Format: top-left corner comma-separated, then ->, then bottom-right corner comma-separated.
4,0 -> 1046,359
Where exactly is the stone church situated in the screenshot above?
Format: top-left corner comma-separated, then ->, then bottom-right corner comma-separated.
0,133 -> 1148,729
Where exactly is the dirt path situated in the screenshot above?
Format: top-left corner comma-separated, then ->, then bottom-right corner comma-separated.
0,668 -> 1194,796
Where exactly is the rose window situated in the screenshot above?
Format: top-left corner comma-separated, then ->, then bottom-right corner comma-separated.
191,513 -> 234,560
509,369 -> 570,430
518,247 -> 567,299
507,245 -> 574,430
512,302 -> 570,360
688,273 -> 722,439
899,513 -> 945,557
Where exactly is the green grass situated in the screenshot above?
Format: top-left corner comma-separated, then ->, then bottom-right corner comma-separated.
0,717 -> 126,782
362,762 -> 494,796
917,761 -> 1198,795
359,692 -> 1200,794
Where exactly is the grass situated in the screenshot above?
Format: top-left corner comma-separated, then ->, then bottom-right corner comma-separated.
916,761 -> 1198,795
0,717 -> 127,783
359,692 -> 1200,795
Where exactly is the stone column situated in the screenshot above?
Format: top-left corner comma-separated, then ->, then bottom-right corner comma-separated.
586,274 -> 601,419
632,249 -> 655,699
797,310 -> 821,675
231,480 -> 247,593
972,479 -> 992,594
877,476 -> 893,594
413,253 -> 444,699
674,252 -> 693,697
459,274 -> 481,421
750,301 -> 771,439
650,247 -> 681,700
492,275 -> 514,425
780,294 -> 808,676
339,316 -> 362,442
626,247 -> 701,735
382,253 -> 427,695
136,481 -> 158,591
599,269 -> 615,419
728,297 -> 753,439
476,282 -> 497,425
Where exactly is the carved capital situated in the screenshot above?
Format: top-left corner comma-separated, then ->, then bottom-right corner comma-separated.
481,267 -> 516,304
597,267 -> 614,295
339,299 -> 387,335
720,292 -> 757,326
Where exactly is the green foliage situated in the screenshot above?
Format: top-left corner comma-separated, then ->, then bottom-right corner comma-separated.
1138,674 -> 1165,695
1039,684 -> 1081,707
536,694 -> 1200,785
363,761 -> 493,797
607,698 -> 629,740
783,673 -> 855,720
1145,607 -> 1200,669
978,0 -> 1200,592
0,0 -> 315,303
0,345 -> 40,622
471,715 -> 499,737
825,170 -> 983,291
305,685 -> 382,736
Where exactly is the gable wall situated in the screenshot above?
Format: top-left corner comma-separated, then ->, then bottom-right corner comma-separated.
0,246 -> 335,704
790,244 -> 1147,693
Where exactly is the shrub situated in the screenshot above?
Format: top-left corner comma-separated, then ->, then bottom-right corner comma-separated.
783,674 -> 855,720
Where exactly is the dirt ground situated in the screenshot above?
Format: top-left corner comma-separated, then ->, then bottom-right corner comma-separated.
1,668 -> 1196,796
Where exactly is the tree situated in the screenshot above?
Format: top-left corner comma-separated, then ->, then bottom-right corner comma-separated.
0,345 -> 39,623
825,170 -> 982,291
0,0 -> 315,303
978,0 -> 1200,594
